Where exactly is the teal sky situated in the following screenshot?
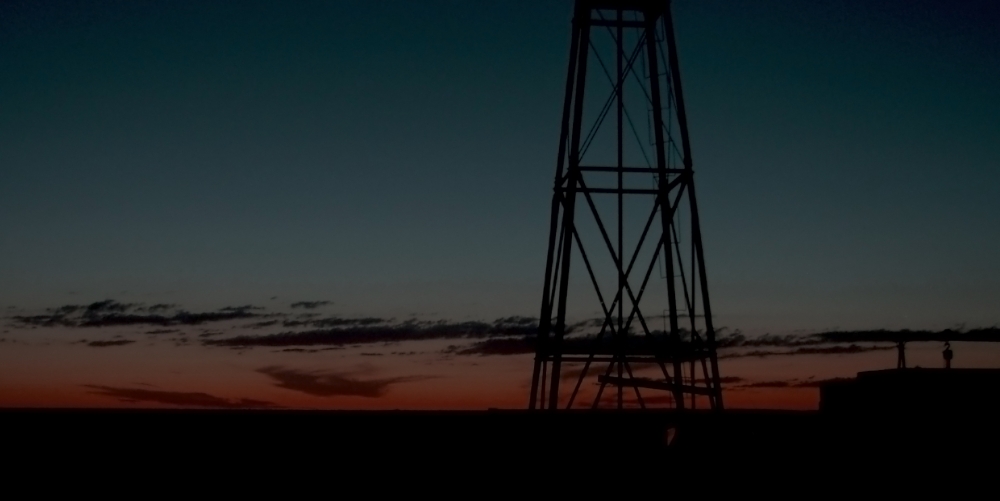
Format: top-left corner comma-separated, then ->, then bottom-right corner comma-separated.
2,0 -> 998,334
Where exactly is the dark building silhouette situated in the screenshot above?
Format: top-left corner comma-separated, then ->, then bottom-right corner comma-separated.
820,368 -> 1000,414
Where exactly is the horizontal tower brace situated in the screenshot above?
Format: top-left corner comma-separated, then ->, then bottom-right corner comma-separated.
582,0 -> 670,13
578,166 -> 686,174
587,19 -> 646,28
558,187 -> 663,195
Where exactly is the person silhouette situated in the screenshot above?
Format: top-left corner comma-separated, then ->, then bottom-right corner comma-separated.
943,341 -> 953,369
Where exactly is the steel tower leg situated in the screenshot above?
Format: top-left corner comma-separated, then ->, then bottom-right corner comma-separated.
530,0 -> 724,412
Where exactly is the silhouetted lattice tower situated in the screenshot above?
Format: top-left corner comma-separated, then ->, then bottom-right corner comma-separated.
529,0 -> 724,410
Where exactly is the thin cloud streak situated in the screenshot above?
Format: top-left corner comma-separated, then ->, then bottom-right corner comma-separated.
84,385 -> 279,408
290,301 -> 332,309
86,340 -> 135,347
208,317 -> 538,348
257,366 -> 431,398
719,344 -> 893,360
10,300 -> 266,328
733,377 -> 856,390
9,301 -> 998,363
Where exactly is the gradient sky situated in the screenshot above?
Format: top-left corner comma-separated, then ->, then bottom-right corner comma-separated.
2,0 -> 998,410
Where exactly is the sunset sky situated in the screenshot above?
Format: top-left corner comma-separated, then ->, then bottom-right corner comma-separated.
2,0 -> 999,410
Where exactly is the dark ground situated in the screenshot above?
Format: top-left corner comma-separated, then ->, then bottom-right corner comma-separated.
5,407 -> 997,486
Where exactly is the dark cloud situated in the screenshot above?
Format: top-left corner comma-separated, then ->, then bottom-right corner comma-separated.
279,316 -> 387,329
721,344 -> 893,359
80,310 -> 262,328
10,314 -> 73,327
456,334 -> 699,357
257,366 -> 429,398
86,300 -> 139,314
84,385 -> 279,408
732,377 -> 862,390
290,301 -> 332,309
207,321 -> 988,360
49,305 -> 85,316
792,377 -> 854,388
560,318 -> 710,340
715,328 -> 1000,349
14,300 -> 140,326
452,337 -> 536,356
209,327 -> 417,348
738,380 -> 792,388
717,332 -> 824,348
10,300 -> 266,328
815,327 -> 1000,344
493,316 -> 538,328
791,345 -> 894,356
559,371 -> 744,398
207,317 -> 538,349
145,329 -> 178,335
15,298 -> 996,367
220,305 -> 265,312
453,332 -> 898,359
446,322 -> 900,358
451,334 -> 709,357
142,304 -> 176,312
86,339 -> 135,347
565,317 -> 612,332
245,320 -> 280,329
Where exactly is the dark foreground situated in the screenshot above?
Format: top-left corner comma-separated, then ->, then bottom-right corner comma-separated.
5,407 -> 998,484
